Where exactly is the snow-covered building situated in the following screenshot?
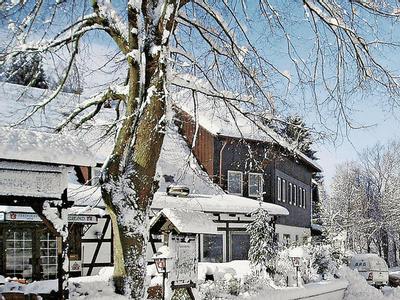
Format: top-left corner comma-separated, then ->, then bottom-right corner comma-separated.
0,81 -> 318,280
172,88 -> 322,245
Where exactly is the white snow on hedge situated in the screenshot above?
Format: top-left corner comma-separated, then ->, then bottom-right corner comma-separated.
0,127 -> 95,167
198,261 -> 251,282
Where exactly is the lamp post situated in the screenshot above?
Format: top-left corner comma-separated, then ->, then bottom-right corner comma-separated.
288,247 -> 304,287
153,246 -> 172,300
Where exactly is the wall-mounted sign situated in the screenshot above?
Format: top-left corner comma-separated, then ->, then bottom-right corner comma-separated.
6,212 -> 42,222
0,167 -> 67,199
171,236 -> 197,287
68,215 -> 97,224
5,212 -> 98,224
69,260 -> 82,272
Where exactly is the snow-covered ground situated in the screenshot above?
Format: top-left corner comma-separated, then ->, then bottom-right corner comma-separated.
2,263 -> 400,299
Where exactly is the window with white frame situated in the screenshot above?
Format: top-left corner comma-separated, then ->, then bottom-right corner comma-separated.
288,183 -> 292,204
282,179 -> 286,202
227,171 -> 243,195
298,187 -> 303,207
293,184 -> 297,206
249,173 -> 263,197
277,177 -> 281,201
302,189 -> 306,208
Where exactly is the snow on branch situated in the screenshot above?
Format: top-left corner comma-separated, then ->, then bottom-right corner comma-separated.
56,85 -> 128,132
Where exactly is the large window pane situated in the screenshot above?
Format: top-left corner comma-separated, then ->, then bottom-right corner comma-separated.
202,234 -> 223,263
249,173 -> 263,197
277,177 -> 281,201
40,232 -> 58,280
5,229 -> 33,279
230,233 -> 250,260
227,171 -> 243,195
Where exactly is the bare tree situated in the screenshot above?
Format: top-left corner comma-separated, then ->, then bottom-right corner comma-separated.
3,0 -> 400,298
326,142 -> 400,265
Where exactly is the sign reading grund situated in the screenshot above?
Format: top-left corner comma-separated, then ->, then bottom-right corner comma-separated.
3,212 -> 98,224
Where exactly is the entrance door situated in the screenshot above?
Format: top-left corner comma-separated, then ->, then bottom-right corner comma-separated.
5,229 -> 33,279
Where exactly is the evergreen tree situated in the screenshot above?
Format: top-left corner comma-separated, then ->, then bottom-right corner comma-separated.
247,208 -> 278,275
283,115 -> 317,160
3,53 -> 48,89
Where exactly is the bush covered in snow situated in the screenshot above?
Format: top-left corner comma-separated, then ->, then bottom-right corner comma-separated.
274,243 -> 342,287
198,272 -> 274,300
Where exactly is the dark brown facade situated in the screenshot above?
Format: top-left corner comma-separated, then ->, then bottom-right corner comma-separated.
176,109 -> 320,230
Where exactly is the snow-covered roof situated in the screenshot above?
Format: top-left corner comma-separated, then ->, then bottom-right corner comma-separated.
172,81 -> 322,172
152,192 -> 289,215
0,82 -> 79,129
53,183 -> 288,216
0,127 -> 95,167
150,208 -> 219,234
156,124 -> 223,195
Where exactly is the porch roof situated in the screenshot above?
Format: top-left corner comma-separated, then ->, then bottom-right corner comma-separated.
150,208 -> 219,235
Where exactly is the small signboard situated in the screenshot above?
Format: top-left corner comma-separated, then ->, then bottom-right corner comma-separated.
4,212 -> 98,224
0,168 -> 67,199
169,235 -> 197,287
69,260 -> 82,272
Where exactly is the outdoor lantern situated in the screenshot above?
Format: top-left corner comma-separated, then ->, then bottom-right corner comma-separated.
288,247 -> 304,287
152,245 -> 173,300
152,245 -> 173,274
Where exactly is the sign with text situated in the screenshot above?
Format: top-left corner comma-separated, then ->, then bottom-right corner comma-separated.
4,212 -> 98,224
0,168 -> 67,199
173,236 -> 197,286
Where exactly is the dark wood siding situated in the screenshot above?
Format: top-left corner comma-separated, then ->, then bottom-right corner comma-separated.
213,137 -> 313,229
176,110 -> 214,177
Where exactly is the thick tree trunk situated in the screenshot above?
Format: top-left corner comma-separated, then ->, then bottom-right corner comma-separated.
97,1 -> 181,298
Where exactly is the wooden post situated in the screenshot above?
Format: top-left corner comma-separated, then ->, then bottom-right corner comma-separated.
58,189 -> 69,300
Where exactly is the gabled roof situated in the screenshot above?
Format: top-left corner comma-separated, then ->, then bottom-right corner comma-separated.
0,127 -> 95,167
150,208 -> 219,234
172,81 -> 322,172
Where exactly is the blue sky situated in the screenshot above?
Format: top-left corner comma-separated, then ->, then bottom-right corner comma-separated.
316,105 -> 400,189
3,1 -> 399,191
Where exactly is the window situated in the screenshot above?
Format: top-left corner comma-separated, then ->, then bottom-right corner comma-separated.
91,167 -> 101,185
40,232 -> 58,280
5,229 -> 33,279
227,171 -> 243,195
282,179 -> 286,202
302,189 -> 306,208
249,173 -> 263,197
298,187 -> 303,207
283,234 -> 291,246
202,234 -> 223,263
277,177 -> 281,201
230,232 -> 250,260
293,184 -> 297,206
288,183 -> 292,204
